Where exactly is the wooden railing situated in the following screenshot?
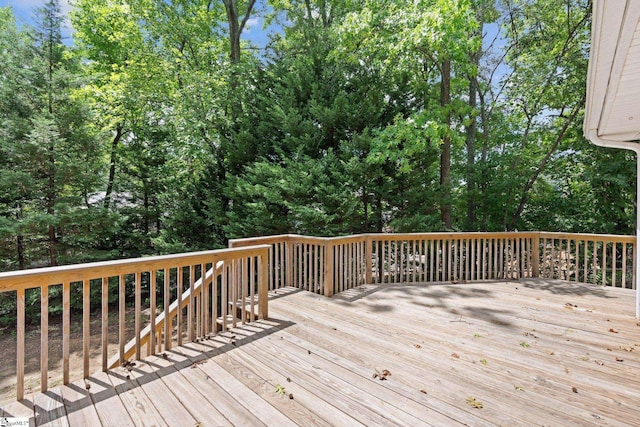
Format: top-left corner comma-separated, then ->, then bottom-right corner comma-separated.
538,232 -> 636,287
0,245 -> 269,400
1,231 -> 635,402
231,232 -> 637,295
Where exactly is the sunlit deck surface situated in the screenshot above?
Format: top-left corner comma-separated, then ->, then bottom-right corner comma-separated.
2,279 -> 639,426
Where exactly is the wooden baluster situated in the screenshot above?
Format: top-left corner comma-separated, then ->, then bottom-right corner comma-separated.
150,271 -> 156,354
63,281 -> 70,384
233,258 -> 239,325
602,242 -> 607,286
583,241 -> 588,284
453,239 -> 457,281
342,243 -> 346,289
312,245 -> 316,293
83,279 -> 90,378
102,277 -> 109,371
320,244 -> 325,292
119,275 -> 126,363
259,252 -> 269,319
471,239 -> 476,281
593,241 -> 598,285
199,264 -> 207,337
17,287 -> 25,400
298,244 -> 302,289
274,243 -> 279,290
132,273 -> 139,359
188,266 -> 194,342
164,268 -> 171,350
222,263 -> 228,332
612,244 -> 617,288
212,261 -> 218,334
177,267 -> 183,346
350,242 -> 355,287
250,256 -> 256,322
268,246 -> 273,291
241,257 -> 247,325
632,241 -> 637,290
622,243 -> 627,288
41,284 -> 49,392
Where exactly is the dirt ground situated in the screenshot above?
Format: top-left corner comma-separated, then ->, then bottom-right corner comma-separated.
0,307 -> 147,405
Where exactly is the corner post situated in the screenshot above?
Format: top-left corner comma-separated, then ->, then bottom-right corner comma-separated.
532,233 -> 540,278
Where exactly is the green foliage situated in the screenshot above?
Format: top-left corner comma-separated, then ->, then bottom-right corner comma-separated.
0,0 -> 635,279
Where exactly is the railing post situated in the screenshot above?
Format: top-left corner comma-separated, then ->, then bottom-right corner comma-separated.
532,233 -> 540,278
324,240 -> 334,297
259,249 -> 269,319
286,237 -> 293,287
365,235 -> 373,284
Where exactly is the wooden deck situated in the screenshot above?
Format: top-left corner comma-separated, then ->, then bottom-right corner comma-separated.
2,279 -> 639,426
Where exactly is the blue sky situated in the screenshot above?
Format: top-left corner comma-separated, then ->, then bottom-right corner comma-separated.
0,0 -> 273,48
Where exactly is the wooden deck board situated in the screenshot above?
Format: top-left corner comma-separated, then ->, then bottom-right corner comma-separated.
2,279 -> 639,426
273,287 -> 635,426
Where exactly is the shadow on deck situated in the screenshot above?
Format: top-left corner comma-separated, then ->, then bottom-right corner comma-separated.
2,278 -> 639,426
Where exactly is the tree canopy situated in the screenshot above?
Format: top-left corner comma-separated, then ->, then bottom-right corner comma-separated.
0,0 -> 634,271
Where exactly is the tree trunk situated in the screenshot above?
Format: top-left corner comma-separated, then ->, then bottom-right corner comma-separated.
507,95 -> 586,230
104,124 -> 123,209
16,206 -> 24,270
440,59 -> 452,229
465,74 -> 478,230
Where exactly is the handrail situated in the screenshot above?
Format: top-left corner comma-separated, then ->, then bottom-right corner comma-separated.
1,231 -> 636,402
0,244 -> 270,401
231,231 -> 637,295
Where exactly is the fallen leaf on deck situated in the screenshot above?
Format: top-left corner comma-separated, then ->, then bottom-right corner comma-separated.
564,303 -> 577,309
275,384 -> 286,395
608,328 -> 618,333
615,357 -> 624,362
620,346 -> 634,352
572,387 -> 578,393
451,353 -> 460,359
414,344 -> 422,349
289,393 -> 294,400
520,341 -> 530,348
595,360 -> 605,366
420,389 -> 427,394
513,385 -> 524,392
466,397 -> 483,409
480,359 -> 488,366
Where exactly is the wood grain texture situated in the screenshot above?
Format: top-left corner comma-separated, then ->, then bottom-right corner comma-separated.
3,279 -> 638,427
